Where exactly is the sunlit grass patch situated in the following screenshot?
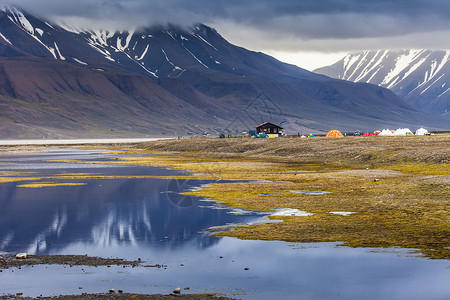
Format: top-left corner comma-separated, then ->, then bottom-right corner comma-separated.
0,171 -> 34,176
386,163 -> 450,175
180,161 -> 449,259
0,176 -> 44,183
17,182 -> 88,188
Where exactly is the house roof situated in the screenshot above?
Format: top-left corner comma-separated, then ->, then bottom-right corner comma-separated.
256,122 -> 283,129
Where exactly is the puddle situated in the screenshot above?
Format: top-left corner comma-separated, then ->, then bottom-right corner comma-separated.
289,190 -> 331,195
279,170 -> 315,173
255,180 -> 292,184
270,208 -> 314,217
328,211 -> 357,216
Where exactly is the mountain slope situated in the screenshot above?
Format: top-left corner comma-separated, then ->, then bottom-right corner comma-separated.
314,50 -> 450,116
0,6 -> 448,138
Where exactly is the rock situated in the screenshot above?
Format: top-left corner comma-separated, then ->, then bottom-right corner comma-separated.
244,268 -> 249,270
374,178 -> 380,182
118,290 -> 123,294
16,293 -> 23,296
173,287 -> 181,294
16,253 -> 27,259
109,289 -> 115,293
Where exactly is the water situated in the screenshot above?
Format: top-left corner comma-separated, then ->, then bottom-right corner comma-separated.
289,190 -> 331,195
0,149 -> 449,299
0,138 -> 173,146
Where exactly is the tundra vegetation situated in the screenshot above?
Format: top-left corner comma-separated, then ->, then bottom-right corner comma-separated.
129,135 -> 450,259
0,135 -> 448,259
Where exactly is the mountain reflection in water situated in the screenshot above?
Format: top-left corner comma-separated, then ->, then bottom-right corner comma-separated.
0,150 -> 260,254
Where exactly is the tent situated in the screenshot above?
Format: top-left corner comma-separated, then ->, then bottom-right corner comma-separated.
326,130 -> 343,138
308,134 -> 315,137
415,128 -> 429,136
378,129 -> 394,136
393,128 -> 413,136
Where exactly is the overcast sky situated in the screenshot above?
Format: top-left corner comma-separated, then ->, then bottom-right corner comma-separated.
6,0 -> 450,70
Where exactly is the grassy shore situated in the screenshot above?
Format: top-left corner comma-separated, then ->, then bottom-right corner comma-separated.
0,135 -> 449,259
125,135 -> 449,259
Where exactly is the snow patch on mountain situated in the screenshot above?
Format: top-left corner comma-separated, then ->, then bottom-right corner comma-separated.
54,42 -> 65,60
184,46 -> 209,69
116,31 -> 134,52
137,44 -> 149,60
6,6 -> 34,35
382,50 -> 423,88
72,58 -> 88,65
0,33 -> 12,45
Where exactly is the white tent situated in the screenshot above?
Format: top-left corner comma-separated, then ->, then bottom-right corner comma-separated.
415,128 -> 429,136
378,129 -> 394,136
393,128 -> 414,136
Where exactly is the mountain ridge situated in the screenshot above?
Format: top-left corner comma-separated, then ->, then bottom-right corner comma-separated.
0,7 -> 447,138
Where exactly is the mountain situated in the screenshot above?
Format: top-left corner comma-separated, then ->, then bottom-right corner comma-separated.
0,6 -> 447,138
314,50 -> 450,116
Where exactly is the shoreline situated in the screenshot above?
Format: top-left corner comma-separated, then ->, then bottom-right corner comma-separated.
0,294 -> 234,300
1,135 -> 448,259
0,138 -> 175,146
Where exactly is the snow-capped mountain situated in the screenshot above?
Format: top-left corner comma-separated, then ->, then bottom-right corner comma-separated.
314,50 -> 450,115
1,5 -> 317,81
0,6 -> 447,138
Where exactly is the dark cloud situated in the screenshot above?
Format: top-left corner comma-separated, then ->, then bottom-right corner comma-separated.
5,0 -> 450,53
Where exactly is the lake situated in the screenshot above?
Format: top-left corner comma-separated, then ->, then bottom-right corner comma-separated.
0,149 -> 449,299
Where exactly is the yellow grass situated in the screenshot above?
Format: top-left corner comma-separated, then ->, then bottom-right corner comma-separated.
17,182 -> 88,188
133,136 -> 449,259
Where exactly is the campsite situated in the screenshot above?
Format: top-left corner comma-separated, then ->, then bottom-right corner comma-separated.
224,122 -> 434,139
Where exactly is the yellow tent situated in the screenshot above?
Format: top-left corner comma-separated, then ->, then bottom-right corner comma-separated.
326,130 -> 343,138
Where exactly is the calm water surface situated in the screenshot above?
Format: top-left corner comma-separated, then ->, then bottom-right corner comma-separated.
0,149 -> 449,299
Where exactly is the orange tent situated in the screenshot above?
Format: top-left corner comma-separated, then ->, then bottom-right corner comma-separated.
326,130 -> 343,138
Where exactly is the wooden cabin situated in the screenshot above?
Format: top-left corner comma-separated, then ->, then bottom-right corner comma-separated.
256,122 -> 283,137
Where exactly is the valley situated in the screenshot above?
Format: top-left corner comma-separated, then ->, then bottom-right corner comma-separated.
0,6 -> 447,139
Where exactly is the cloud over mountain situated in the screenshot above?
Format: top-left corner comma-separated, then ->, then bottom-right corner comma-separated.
7,1 -> 450,42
